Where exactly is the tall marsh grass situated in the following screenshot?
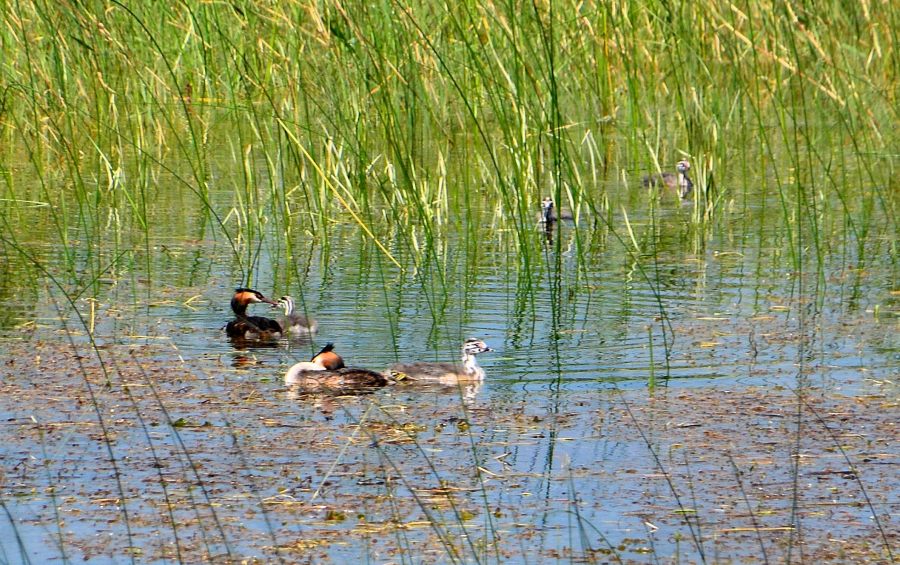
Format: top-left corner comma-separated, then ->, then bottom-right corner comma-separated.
2,1 -> 894,254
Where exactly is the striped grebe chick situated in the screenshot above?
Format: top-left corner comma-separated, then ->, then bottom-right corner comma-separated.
642,159 -> 693,199
225,287 -> 282,339
388,338 -> 493,386
285,343 -> 388,391
275,295 -> 318,335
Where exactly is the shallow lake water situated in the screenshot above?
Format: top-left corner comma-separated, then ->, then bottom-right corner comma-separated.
0,172 -> 896,563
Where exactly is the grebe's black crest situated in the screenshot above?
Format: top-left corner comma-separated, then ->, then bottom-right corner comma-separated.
311,343 -> 345,370
233,287 -> 269,300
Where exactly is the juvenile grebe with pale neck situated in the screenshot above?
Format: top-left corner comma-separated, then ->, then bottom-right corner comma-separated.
388,338 -> 493,386
275,295 -> 318,335
642,159 -> 694,199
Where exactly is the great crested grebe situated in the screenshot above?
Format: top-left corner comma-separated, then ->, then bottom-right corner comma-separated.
284,343 -> 388,391
388,338 -> 493,386
540,197 -> 574,224
225,287 -> 282,339
274,296 -> 318,335
285,343 -> 344,374
642,160 -> 694,198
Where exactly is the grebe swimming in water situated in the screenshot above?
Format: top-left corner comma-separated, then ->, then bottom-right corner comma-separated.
225,288 -> 282,339
387,338 -> 493,386
642,160 -> 694,199
274,295 -> 318,335
284,343 -> 388,392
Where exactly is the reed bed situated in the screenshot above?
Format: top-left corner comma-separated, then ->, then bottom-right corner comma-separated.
2,1 -> 895,241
